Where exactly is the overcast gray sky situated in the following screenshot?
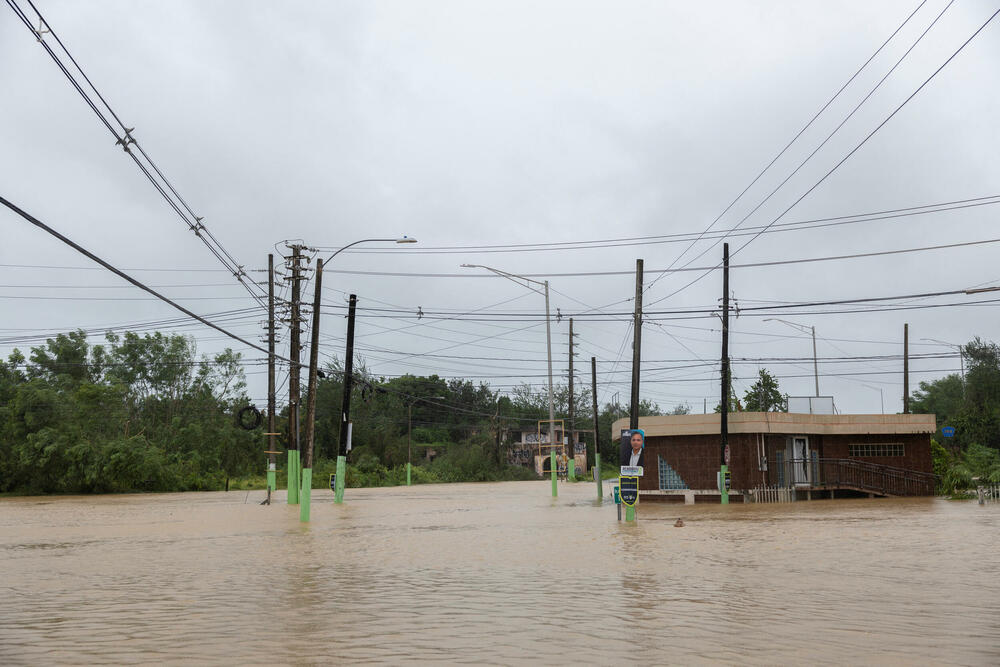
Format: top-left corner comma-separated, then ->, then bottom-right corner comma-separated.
2,0 -> 999,415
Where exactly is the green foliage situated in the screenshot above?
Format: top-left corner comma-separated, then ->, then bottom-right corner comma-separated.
937,443 -> 1000,494
911,374 -> 964,426
742,369 -> 786,412
911,337 -> 1000,450
910,338 -> 1000,494
0,330 -> 256,494
931,439 -> 951,483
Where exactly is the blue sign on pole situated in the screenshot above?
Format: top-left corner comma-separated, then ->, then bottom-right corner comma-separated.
941,426 -> 955,438
619,476 -> 639,507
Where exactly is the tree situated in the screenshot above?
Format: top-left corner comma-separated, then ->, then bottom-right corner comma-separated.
910,374 -> 964,429
742,369 -> 786,412
911,338 -> 1000,452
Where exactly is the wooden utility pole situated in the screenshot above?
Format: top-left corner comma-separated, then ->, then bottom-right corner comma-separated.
338,294 -> 358,457
903,323 -> 910,414
266,253 -> 277,501
591,355 -> 602,501
568,317 -> 575,457
629,259 -> 643,430
300,259 -> 323,522
303,259 -> 323,470
285,244 -> 305,504
720,243 -> 730,504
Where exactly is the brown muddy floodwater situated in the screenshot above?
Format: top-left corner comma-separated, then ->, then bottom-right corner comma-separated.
1,481 -> 998,666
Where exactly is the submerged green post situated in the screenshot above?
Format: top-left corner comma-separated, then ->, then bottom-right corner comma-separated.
568,458 -> 576,482
595,452 -> 602,501
287,450 -> 300,504
406,462 -> 411,486
625,505 -> 635,521
551,450 -> 557,497
299,468 -> 312,522
267,466 -> 276,494
720,464 -> 729,505
334,455 -> 346,503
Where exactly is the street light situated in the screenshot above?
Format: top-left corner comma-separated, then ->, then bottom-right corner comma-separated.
323,236 -> 417,264
921,338 -> 965,379
858,382 -> 885,414
317,235 -> 417,507
764,318 -> 819,396
461,264 -> 555,447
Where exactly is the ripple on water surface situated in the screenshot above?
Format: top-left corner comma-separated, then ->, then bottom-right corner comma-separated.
0,483 -> 998,665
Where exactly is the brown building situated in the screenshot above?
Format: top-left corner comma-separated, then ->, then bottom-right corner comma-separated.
612,412 -> 937,503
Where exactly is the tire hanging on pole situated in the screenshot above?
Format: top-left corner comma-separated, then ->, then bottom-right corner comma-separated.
237,405 -> 263,430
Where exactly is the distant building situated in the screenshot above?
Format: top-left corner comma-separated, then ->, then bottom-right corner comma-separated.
612,412 -> 936,503
506,427 -> 586,476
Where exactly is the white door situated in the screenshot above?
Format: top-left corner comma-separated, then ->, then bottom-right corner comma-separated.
791,436 -> 810,486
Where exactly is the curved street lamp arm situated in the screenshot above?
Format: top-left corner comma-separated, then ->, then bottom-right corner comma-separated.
324,238 -> 402,265
460,263 -> 547,295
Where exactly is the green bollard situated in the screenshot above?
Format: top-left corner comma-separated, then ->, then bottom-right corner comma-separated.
287,450 -> 300,505
625,505 -> 635,521
551,450 -> 557,497
267,465 -> 276,494
299,468 -> 312,522
568,459 -> 576,482
406,461 -> 411,486
334,455 -> 346,504
595,452 -> 602,501
720,464 -> 729,505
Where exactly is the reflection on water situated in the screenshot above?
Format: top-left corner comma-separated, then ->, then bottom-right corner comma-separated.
1,482 -> 998,665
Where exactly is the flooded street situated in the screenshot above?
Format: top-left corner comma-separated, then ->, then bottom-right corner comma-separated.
1,481 -> 998,665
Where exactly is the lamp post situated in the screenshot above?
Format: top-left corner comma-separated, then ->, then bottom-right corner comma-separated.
307,235 -> 417,511
461,264 -> 556,482
765,318 -> 819,396
857,382 -> 885,414
323,236 -> 417,264
921,338 -> 965,380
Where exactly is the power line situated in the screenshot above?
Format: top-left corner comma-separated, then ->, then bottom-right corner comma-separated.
648,5 -> 1000,306
646,0 -> 954,296
645,0 -> 932,293
5,0 -> 268,310
291,234 -> 1000,281
0,194 -> 277,359
311,194 -> 1000,257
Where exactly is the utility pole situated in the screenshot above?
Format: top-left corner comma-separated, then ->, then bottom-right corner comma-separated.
285,244 -> 305,505
300,259 -> 323,522
591,356 -> 601,501
266,254 -> 277,501
720,243 -> 730,505
903,323 -> 910,414
334,294 -> 357,504
567,317 -> 575,480
339,294 -> 358,457
629,259 -> 643,430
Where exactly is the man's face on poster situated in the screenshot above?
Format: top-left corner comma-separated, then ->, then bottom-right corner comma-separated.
630,432 -> 643,453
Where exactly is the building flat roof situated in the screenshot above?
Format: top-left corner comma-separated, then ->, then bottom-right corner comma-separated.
612,412 -> 936,437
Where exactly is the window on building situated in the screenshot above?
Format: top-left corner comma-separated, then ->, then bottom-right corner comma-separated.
848,443 -> 904,457
658,456 -> 688,490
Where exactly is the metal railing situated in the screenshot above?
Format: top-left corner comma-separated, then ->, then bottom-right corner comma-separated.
769,458 -> 935,497
746,485 -> 795,503
978,485 -> 1000,504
